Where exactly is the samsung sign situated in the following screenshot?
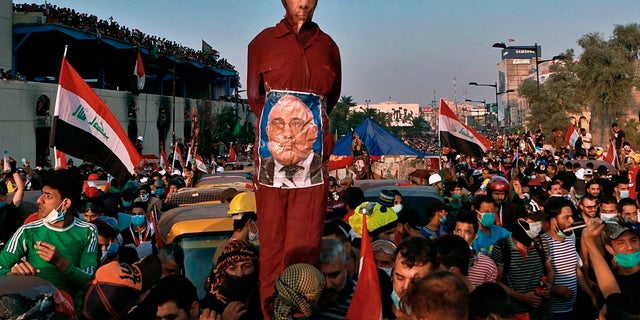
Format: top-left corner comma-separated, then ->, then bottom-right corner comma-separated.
500,45 -> 541,60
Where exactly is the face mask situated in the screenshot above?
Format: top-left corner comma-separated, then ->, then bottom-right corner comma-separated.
122,201 -> 132,208
620,190 -> 630,199
248,221 -> 259,241
439,214 -> 447,225
139,193 -> 150,202
392,204 -> 403,213
391,290 -> 410,315
452,194 -> 462,200
0,201 -> 6,209
153,189 -> 165,196
99,243 -> 119,265
131,215 -> 146,227
614,251 -> 640,268
480,212 -> 496,227
519,220 -> 542,239
601,213 -> 618,221
44,201 -> 66,224
555,224 -> 570,238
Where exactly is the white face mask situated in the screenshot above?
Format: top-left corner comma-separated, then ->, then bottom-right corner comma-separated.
248,221 -> 259,241
520,220 -> 542,239
44,201 -> 66,225
392,204 -> 403,214
601,213 -> 618,221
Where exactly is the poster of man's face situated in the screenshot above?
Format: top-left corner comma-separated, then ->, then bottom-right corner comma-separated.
258,91 -> 323,188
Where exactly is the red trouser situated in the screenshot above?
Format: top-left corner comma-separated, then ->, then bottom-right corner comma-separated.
256,183 -> 327,319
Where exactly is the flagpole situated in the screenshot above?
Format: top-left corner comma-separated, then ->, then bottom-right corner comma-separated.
437,99 -> 444,196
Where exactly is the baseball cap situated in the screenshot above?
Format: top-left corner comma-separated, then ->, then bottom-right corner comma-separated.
604,221 -> 637,240
516,198 -> 547,221
83,255 -> 161,319
584,168 -> 593,176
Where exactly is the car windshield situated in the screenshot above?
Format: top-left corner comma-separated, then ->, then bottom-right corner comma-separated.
174,232 -> 232,299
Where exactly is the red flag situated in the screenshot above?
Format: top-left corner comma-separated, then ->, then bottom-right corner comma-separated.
134,51 -> 145,90
603,140 -> 618,167
346,215 -> 382,320
55,148 -> 67,169
160,148 -> 169,170
52,52 -> 142,184
439,99 -> 491,158
564,123 -> 579,148
228,143 -> 237,162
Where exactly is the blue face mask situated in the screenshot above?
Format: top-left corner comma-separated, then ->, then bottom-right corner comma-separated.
391,290 -> 410,315
122,201 -> 132,208
131,215 -> 146,227
480,212 -> 496,227
105,241 -> 119,257
614,251 -> 640,268
620,190 -> 630,199
439,214 -> 447,225
153,189 -> 165,196
0,201 -> 6,209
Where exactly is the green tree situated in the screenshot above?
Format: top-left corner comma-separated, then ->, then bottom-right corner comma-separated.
330,95 -> 356,138
575,31 -> 636,142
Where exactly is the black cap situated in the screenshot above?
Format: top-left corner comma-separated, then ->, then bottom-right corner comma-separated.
516,199 -> 547,221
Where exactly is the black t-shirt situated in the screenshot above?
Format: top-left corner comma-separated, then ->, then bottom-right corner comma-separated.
614,129 -> 625,149
615,269 -> 640,301
0,201 -> 21,244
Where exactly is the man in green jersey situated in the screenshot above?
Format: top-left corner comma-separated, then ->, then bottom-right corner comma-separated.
0,168 -> 98,310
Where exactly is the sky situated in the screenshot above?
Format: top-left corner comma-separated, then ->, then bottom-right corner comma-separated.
43,0 -> 640,107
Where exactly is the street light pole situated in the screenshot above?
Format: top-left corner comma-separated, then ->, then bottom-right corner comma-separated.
468,82 -> 514,131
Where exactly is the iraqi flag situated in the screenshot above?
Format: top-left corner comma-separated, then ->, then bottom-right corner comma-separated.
439,99 -> 491,158
564,123 -> 579,148
195,154 -> 209,173
134,50 -> 145,90
172,143 -> 184,170
52,54 -> 142,184
346,214 -> 382,320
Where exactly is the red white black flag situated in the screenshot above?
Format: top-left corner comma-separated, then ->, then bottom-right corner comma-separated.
134,50 -> 145,90
52,52 -> 143,184
439,99 -> 491,158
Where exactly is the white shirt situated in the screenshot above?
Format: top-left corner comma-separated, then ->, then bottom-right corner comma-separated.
272,152 -> 315,188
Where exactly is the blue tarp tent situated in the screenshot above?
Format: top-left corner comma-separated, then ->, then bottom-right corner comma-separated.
332,118 -> 431,157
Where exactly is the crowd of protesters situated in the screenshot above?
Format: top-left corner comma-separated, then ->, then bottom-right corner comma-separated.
13,3 -> 235,70
0,123 -> 637,320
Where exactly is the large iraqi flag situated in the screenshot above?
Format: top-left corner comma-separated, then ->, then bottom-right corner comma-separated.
52,54 -> 143,184
439,99 -> 491,158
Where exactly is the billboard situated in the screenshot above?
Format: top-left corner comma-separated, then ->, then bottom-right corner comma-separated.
500,45 -> 541,60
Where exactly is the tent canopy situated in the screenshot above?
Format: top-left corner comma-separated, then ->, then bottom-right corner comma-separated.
332,118 -> 433,157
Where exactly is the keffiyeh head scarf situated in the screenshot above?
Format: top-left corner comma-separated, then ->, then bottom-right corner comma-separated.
274,263 -> 325,320
209,240 -> 259,304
